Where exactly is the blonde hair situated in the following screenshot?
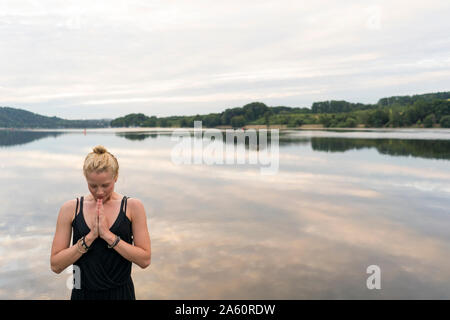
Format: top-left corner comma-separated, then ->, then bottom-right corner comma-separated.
83,145 -> 119,179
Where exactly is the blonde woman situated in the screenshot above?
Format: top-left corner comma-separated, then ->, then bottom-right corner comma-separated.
50,145 -> 151,300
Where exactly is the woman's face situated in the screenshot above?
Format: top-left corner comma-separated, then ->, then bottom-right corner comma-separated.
86,170 -> 117,202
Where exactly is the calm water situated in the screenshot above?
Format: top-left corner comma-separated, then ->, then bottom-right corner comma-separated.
0,128 -> 449,299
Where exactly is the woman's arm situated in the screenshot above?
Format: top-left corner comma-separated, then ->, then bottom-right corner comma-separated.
50,200 -> 96,274
101,198 -> 151,269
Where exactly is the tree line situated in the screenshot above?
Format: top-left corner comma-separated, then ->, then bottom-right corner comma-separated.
2,91 -> 449,129
111,91 -> 450,128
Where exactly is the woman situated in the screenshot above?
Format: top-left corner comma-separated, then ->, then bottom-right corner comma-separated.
50,145 -> 151,300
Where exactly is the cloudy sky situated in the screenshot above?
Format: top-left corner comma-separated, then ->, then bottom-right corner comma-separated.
0,0 -> 449,120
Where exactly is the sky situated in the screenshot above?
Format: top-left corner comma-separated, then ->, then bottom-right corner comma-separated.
0,0 -> 449,120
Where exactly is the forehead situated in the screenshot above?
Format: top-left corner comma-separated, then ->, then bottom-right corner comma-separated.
86,170 -> 115,184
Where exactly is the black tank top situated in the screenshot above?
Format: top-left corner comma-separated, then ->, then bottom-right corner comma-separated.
70,196 -> 135,299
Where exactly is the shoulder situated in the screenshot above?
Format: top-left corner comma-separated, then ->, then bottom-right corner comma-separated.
60,198 -> 78,212
127,198 -> 145,211
127,198 -> 147,218
58,198 -> 79,222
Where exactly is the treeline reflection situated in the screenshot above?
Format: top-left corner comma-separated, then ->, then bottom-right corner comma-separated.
310,137 -> 450,160
1,129 -> 448,161
0,130 -> 65,148
116,131 -> 450,160
115,132 -> 158,140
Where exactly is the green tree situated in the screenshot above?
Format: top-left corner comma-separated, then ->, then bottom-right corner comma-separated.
159,118 -> 168,127
231,115 -> 246,128
319,114 -> 332,127
404,108 -> 419,126
423,114 -> 436,128
287,117 -> 303,128
344,117 -> 357,128
143,116 -> 157,127
440,115 -> 450,128
367,110 -> 389,127
264,111 -> 272,127
280,115 -> 289,125
390,111 -> 403,127
180,118 -> 188,127
243,102 -> 269,120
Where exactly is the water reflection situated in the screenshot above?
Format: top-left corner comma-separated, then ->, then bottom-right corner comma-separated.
116,132 -> 158,141
0,129 -> 65,147
114,130 -> 450,161
310,138 -> 450,160
0,129 -> 449,299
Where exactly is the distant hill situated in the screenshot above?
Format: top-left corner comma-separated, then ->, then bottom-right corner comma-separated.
0,107 -> 110,128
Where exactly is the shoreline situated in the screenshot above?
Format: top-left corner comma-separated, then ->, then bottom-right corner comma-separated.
0,126 -> 446,132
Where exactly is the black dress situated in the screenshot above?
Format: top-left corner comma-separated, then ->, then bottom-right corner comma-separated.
70,196 -> 136,300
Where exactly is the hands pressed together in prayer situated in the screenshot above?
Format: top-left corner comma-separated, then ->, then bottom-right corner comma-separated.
85,199 -> 116,246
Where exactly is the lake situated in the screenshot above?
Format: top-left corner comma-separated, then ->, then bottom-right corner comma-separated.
0,128 -> 449,299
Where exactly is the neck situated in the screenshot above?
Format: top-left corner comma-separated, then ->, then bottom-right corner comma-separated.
101,196 -> 110,205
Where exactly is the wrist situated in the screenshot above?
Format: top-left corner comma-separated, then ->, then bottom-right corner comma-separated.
85,232 -> 96,247
103,231 -> 116,246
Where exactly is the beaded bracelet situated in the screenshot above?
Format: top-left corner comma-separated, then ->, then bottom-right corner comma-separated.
81,236 -> 90,251
77,239 -> 87,254
108,235 -> 121,249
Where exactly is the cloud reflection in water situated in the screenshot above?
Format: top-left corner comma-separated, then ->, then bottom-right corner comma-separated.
0,129 -> 449,299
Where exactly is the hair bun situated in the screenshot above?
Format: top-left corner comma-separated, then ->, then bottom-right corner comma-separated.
93,145 -> 108,154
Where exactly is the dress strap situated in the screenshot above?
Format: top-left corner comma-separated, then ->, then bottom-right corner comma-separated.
72,197 -> 83,224
75,197 -> 79,216
119,196 -> 127,213
124,196 -> 129,213
78,196 -> 84,216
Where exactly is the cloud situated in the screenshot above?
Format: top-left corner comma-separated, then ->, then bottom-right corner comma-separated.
0,0 -> 449,118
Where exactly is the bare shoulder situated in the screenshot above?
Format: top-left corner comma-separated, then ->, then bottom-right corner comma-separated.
58,198 -> 78,222
127,198 -> 147,218
128,198 -> 145,211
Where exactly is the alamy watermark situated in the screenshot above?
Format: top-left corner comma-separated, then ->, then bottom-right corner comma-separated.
365,5 -> 382,30
366,265 -> 381,290
66,265 -> 81,290
170,121 -> 279,175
